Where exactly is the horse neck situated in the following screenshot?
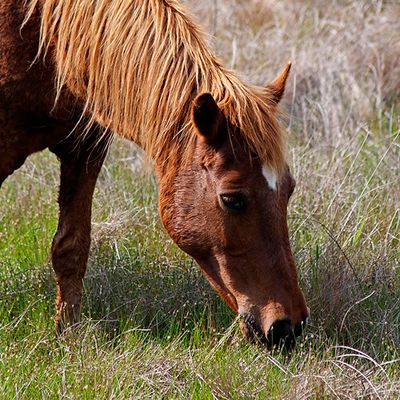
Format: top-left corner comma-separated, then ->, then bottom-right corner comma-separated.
154,136 -> 190,181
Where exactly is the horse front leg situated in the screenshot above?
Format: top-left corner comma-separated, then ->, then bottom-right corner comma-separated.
50,133 -> 108,332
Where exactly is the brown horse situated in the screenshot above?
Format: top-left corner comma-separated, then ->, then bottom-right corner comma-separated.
0,0 -> 309,347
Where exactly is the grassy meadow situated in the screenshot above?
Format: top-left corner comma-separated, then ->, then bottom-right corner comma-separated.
1,0 -> 399,398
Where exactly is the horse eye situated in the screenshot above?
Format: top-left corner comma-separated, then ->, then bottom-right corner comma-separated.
220,193 -> 246,211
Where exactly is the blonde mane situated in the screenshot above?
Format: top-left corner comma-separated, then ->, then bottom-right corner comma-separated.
26,0 -> 286,174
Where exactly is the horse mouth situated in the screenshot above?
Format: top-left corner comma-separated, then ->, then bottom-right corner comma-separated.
239,314 -> 306,349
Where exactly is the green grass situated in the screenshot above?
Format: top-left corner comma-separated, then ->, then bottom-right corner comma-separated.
1,0 -> 400,398
1,126 -> 398,398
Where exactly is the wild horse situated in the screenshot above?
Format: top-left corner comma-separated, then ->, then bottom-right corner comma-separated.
0,0 -> 308,347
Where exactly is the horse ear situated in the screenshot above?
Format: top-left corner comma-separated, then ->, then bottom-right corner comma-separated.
192,93 -> 223,144
266,61 -> 292,105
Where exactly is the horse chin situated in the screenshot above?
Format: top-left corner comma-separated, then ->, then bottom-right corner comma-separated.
239,315 -> 268,344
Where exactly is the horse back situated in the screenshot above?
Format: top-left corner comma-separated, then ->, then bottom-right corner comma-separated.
0,1 -> 83,181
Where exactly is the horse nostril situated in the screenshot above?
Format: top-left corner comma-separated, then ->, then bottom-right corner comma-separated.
267,318 -> 294,348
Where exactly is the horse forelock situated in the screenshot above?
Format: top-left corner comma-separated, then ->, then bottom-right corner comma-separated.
26,0 -> 286,176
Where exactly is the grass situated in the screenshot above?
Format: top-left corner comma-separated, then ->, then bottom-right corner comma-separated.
1,0 -> 399,398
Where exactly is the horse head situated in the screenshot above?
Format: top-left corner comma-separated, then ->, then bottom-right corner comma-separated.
158,64 -> 309,348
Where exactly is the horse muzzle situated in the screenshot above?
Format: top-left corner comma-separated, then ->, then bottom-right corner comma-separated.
239,312 -> 308,349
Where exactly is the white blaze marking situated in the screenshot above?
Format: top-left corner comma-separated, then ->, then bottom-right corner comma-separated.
262,164 -> 277,190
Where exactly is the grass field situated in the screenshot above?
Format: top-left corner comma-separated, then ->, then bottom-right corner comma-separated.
1,0 -> 399,398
